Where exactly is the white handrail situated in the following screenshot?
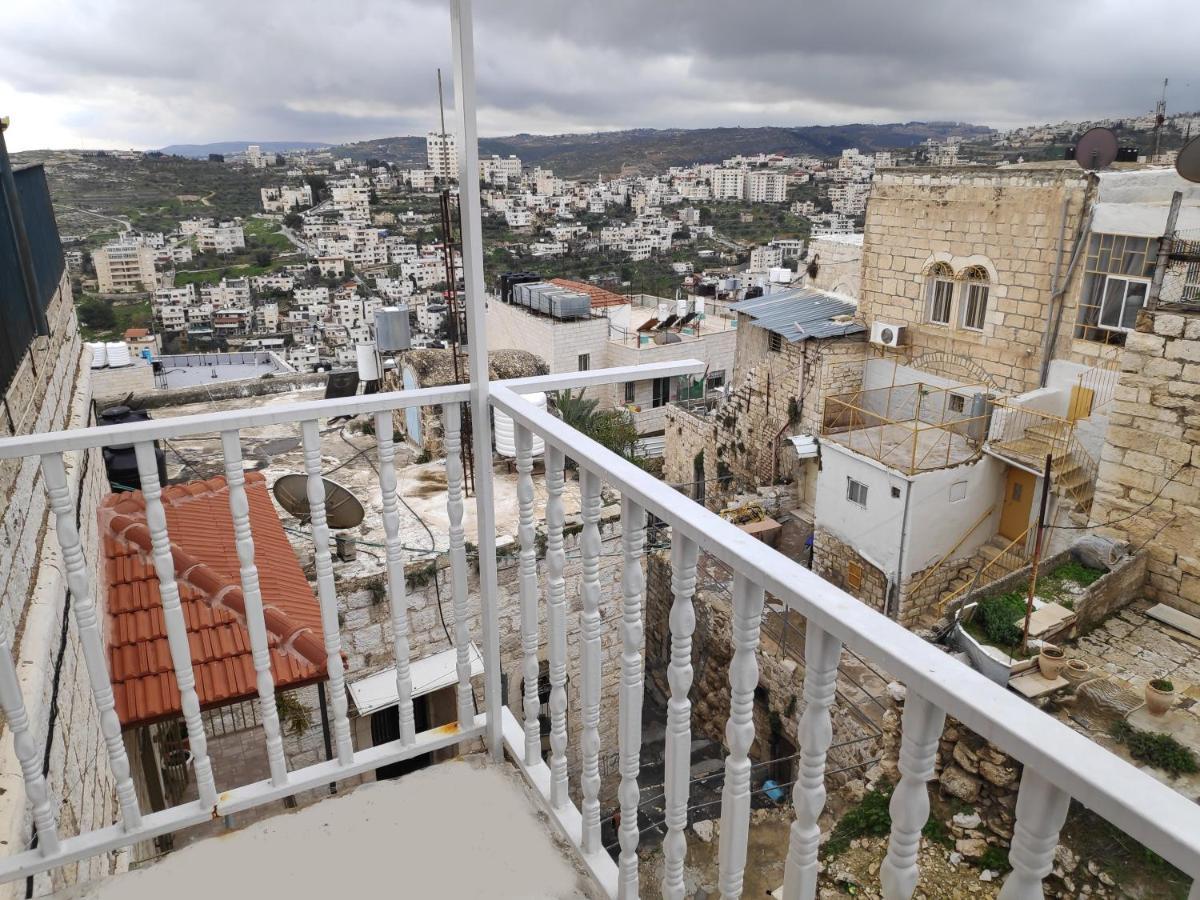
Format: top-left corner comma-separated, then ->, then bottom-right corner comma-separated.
489,383 -> 1200,880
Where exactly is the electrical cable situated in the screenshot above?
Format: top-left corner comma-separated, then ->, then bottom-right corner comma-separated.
1045,462 -> 1191,531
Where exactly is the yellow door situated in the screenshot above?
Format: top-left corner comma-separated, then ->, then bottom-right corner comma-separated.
999,467 -> 1036,541
1067,385 -> 1095,422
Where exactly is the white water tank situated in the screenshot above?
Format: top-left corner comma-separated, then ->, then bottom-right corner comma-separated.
657,302 -> 669,321
88,342 -> 108,368
493,393 -> 547,458
355,343 -> 380,381
105,342 -> 132,367
676,297 -> 688,318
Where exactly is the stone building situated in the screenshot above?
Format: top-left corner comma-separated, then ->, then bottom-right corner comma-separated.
0,167 -> 118,896
663,286 -> 867,515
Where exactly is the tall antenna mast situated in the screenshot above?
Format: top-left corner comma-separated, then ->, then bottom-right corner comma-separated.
1153,77 -> 1168,160
437,67 -> 448,147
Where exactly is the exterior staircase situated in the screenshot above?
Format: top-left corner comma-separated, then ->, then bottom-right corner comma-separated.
942,532 -> 1031,600
988,416 -> 1098,523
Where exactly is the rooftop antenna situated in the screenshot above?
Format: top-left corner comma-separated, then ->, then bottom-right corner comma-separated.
1153,78 -> 1168,160
1072,127 -> 1119,172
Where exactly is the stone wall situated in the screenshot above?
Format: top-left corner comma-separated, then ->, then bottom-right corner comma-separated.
896,555 -> 970,629
0,274 -> 120,896
859,170 -> 1093,394
644,551 -> 880,783
811,528 -> 889,614
807,235 -> 862,299
1088,309 -> 1200,617
326,500 -> 630,809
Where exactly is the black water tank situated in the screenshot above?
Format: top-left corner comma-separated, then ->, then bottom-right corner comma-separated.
98,406 -> 167,492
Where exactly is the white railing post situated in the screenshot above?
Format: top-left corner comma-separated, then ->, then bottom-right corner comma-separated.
783,624 -> 842,900
545,446 -> 570,809
450,0 -> 503,762
0,640 -> 59,856
662,534 -> 699,900
133,442 -> 217,808
515,424 -> 541,766
617,495 -> 647,900
443,403 -> 475,729
299,420 -> 354,765
40,452 -> 142,831
718,573 -> 765,900
373,413 -> 415,746
881,693 -> 946,899
579,467 -> 604,855
220,431 -> 289,786
998,769 -> 1071,900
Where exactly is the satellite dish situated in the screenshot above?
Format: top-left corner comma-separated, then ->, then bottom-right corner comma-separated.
653,332 -> 682,344
272,474 -> 365,529
1072,127 -> 1119,171
1177,136 -> 1200,184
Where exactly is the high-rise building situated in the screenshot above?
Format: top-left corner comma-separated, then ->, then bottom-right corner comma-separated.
426,131 -> 458,180
93,240 -> 156,293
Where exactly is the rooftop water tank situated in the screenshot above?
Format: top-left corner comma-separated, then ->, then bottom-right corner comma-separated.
493,393 -> 547,458
105,342 -> 132,368
374,306 -> 411,353
88,342 -> 108,368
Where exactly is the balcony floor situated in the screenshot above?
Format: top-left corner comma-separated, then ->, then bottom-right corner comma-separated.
825,422 -> 977,471
55,757 -> 600,900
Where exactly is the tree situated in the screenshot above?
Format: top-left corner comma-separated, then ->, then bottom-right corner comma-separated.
78,299 -> 115,332
305,174 -> 328,203
255,250 -> 273,268
283,212 -> 303,230
208,153 -> 225,163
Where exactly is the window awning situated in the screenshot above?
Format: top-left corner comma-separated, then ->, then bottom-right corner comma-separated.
789,434 -> 819,459
347,643 -> 485,716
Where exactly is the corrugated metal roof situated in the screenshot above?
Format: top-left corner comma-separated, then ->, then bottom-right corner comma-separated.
730,287 -> 864,343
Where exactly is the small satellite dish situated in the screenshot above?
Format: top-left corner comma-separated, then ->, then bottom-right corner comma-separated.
653,331 -> 682,345
1177,136 -> 1200,184
1072,127 -> 1119,171
272,474 -> 365,529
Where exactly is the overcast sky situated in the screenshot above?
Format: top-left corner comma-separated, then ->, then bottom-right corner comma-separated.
3,0 -> 1198,152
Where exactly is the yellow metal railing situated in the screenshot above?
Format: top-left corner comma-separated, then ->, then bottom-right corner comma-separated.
940,525 -> 1032,612
905,504 -> 996,601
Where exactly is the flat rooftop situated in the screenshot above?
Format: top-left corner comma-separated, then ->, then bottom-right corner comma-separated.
824,421 -> 979,472
157,352 -> 293,390
54,758 -> 599,900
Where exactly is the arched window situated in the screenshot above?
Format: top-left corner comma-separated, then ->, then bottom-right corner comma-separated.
960,266 -> 990,331
925,262 -> 954,325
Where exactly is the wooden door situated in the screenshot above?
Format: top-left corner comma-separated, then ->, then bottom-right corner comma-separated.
999,467 -> 1036,541
1067,385 -> 1095,422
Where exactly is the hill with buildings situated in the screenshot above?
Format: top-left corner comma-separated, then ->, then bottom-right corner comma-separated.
338,122 -> 995,177
158,140 -> 333,158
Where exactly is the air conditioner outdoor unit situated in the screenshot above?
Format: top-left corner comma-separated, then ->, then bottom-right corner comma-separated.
870,321 -> 905,348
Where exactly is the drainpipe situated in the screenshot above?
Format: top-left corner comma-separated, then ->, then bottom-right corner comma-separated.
890,477 -> 913,620
1038,190 -> 1094,387
450,0 -> 503,761
1146,192 -> 1183,312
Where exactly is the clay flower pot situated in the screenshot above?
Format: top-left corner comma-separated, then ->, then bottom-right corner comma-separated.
1038,645 -> 1066,680
1145,679 -> 1176,716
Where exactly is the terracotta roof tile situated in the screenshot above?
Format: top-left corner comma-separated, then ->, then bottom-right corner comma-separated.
550,278 -> 630,309
101,474 -> 326,728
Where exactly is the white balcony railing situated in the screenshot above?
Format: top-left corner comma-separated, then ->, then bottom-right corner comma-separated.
0,360 -> 1197,899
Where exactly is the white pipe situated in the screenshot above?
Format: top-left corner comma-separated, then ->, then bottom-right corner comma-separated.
449,0 -> 503,761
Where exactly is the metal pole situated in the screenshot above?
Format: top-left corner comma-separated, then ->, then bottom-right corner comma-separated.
1146,191 -> 1183,312
449,0 -> 503,761
0,120 -> 50,337
317,682 -> 336,795
1021,454 -> 1054,656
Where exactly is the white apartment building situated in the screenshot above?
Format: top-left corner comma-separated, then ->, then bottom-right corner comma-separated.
426,131 -> 458,180
330,181 -> 371,224
195,221 -> 246,255
179,217 -> 213,237
711,168 -> 746,200
167,243 -> 194,264
402,257 -> 445,289
407,169 -> 436,191
261,184 -> 314,212
479,154 -> 521,184
156,305 -> 187,331
245,144 -> 268,168
250,273 -> 295,293
386,236 -> 418,265
254,303 -> 279,332
831,181 -> 872,217
200,277 -> 251,309
505,208 -> 532,228
93,240 -> 156,293
154,284 -> 196,307
750,245 -> 785,271
744,170 -> 788,203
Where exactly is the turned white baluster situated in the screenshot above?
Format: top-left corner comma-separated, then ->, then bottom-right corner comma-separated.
617,496 -> 647,900
545,446 -> 570,809
220,431 -> 289,785
515,424 -> 541,766
134,442 -> 218,808
0,640 -> 59,856
299,420 -> 354,765
661,534 -> 699,900
40,452 -> 142,829
718,573 -> 766,900
579,467 -> 604,854
443,403 -> 474,728
782,623 -> 842,900
373,413 -> 415,746
997,769 -> 1071,900
881,692 -> 947,899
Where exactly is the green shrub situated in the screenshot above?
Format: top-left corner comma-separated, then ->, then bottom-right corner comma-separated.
979,846 -> 1011,873
974,590 -> 1027,648
1151,679 -> 1174,692
824,786 -> 893,857
1111,721 -> 1198,776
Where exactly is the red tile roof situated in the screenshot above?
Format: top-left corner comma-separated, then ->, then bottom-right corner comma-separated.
550,278 -> 630,309
100,473 -> 327,728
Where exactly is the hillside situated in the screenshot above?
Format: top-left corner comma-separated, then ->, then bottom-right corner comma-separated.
159,140 -> 332,158
338,122 -> 994,177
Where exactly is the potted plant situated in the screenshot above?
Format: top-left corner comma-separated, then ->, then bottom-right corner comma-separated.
1145,678 -> 1176,716
1038,644 -> 1066,680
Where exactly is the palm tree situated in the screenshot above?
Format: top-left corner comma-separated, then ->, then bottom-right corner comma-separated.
553,388 -> 599,433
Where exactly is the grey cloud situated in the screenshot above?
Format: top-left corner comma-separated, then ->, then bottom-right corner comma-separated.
2,0 -> 1197,150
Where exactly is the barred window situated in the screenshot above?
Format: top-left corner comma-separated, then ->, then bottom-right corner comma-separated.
960,267 -> 989,331
925,262 -> 954,325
